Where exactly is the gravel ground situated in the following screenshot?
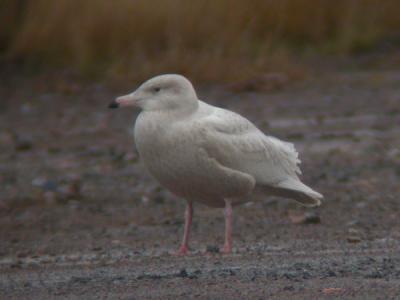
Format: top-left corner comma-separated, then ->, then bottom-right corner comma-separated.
0,70 -> 399,299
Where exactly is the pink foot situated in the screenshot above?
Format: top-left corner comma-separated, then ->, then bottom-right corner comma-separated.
173,245 -> 190,256
172,201 -> 193,256
221,244 -> 232,255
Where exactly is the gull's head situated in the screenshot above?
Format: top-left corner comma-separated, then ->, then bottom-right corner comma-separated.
109,74 -> 198,111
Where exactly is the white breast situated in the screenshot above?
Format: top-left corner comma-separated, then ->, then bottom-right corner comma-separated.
134,112 -> 197,197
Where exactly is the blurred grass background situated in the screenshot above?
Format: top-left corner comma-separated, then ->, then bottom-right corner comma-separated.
1,0 -> 400,83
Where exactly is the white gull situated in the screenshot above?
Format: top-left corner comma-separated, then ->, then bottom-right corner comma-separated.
109,74 -> 323,255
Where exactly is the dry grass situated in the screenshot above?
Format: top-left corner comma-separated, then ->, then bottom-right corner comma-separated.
1,0 -> 400,82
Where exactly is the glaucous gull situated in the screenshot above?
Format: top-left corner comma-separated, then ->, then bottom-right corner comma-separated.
109,74 -> 323,255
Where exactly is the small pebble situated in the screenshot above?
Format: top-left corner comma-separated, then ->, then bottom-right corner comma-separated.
206,245 -> 220,254
290,211 -> 321,224
177,269 -> 188,278
347,236 -> 361,243
15,139 -> 33,151
16,251 -> 30,258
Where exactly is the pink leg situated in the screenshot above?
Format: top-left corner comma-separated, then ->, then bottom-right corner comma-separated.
175,201 -> 193,255
222,199 -> 233,254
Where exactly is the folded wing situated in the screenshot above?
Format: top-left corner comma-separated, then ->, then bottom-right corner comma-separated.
195,104 -> 322,206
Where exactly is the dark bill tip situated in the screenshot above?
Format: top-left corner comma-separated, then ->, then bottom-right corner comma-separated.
108,101 -> 119,109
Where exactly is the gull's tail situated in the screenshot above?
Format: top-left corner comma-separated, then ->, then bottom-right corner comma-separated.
259,178 -> 323,207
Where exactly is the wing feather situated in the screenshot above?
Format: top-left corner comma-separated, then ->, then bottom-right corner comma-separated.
195,105 -> 301,185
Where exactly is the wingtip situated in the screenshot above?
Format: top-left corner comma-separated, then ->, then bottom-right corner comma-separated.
301,197 -> 322,207
314,198 -> 322,207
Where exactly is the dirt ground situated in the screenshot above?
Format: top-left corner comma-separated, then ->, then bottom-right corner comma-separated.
0,69 -> 399,299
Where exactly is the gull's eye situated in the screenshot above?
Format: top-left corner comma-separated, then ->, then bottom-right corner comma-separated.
153,87 -> 161,93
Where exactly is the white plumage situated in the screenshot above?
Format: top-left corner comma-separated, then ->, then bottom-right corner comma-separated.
110,74 -> 323,254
